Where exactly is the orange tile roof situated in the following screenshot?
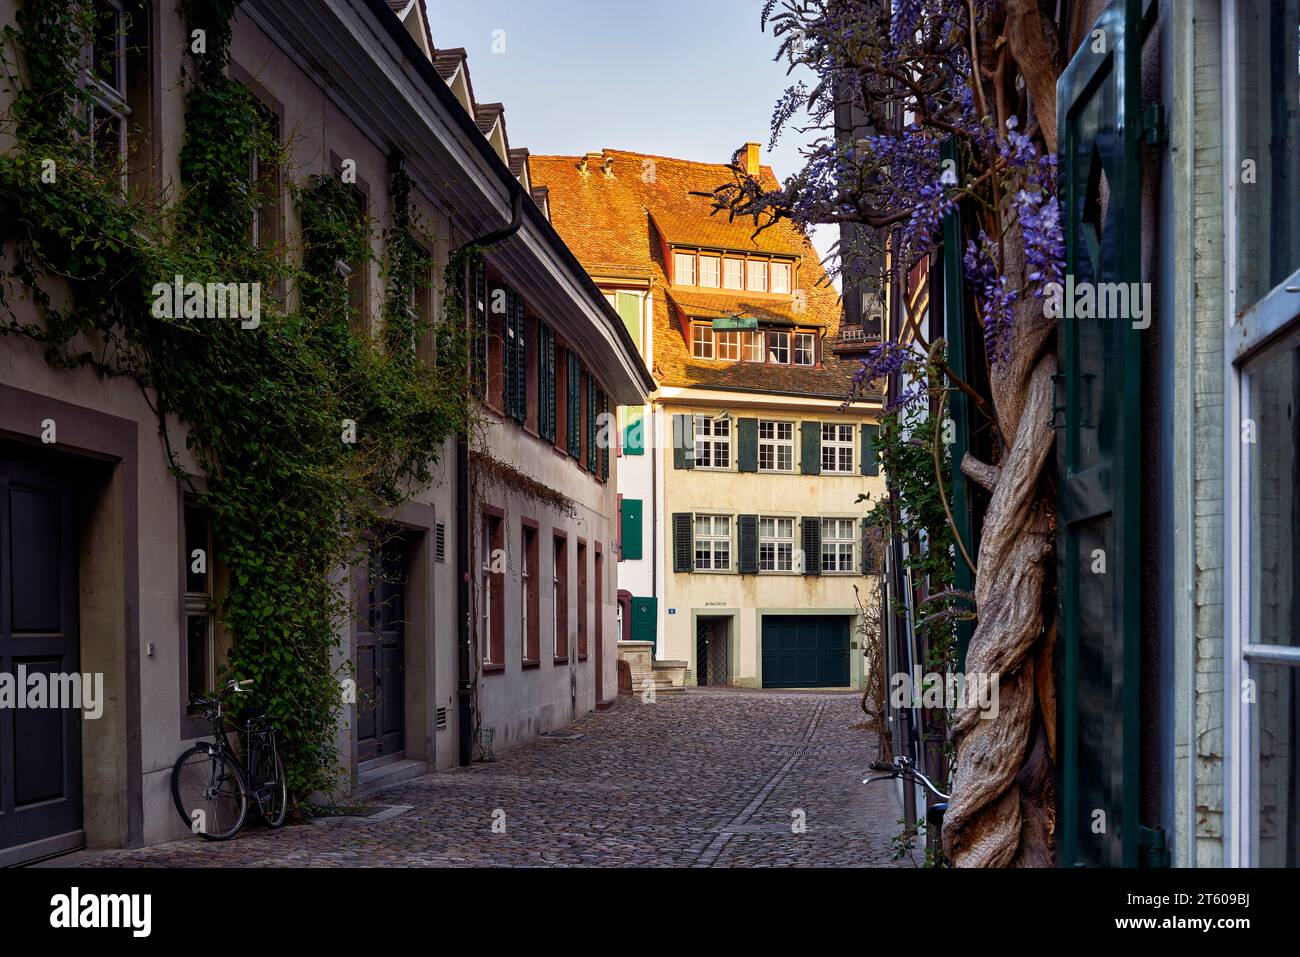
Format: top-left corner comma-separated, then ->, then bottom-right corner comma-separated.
530,148 -> 866,401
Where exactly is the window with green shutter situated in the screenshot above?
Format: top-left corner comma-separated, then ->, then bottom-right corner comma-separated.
586,377 -> 598,472
672,513 -> 693,572
568,351 -> 582,459
800,421 -> 821,474
800,517 -> 821,576
737,514 -> 759,574
621,498 -> 643,559
861,424 -> 880,477
471,261 -> 488,399
616,291 -> 642,348
599,390 -> 610,480
736,418 -> 758,472
672,413 -> 694,469
623,406 -> 644,454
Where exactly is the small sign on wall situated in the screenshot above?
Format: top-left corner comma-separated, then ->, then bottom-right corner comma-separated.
668,608 -> 676,615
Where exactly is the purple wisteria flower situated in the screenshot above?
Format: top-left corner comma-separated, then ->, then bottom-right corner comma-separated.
964,230 -> 1018,364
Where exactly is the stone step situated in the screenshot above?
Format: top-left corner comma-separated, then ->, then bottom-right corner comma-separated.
357,758 -> 428,792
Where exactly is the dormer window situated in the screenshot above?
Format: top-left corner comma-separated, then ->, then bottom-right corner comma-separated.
771,261 -> 791,294
746,259 -> 768,292
699,255 -> 721,288
723,257 -> 744,290
794,331 -> 816,366
767,330 -> 790,363
674,251 -> 696,286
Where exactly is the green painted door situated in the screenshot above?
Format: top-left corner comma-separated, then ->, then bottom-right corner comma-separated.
1056,0 -> 1142,868
630,596 -> 656,647
761,616 -> 849,688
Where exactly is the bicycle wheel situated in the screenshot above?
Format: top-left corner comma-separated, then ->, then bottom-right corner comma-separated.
255,737 -> 288,828
171,746 -> 248,841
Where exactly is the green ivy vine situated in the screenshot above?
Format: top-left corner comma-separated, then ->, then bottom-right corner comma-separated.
0,0 -> 470,799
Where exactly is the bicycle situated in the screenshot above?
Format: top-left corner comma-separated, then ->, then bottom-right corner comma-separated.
171,678 -> 288,840
864,755 -> 951,864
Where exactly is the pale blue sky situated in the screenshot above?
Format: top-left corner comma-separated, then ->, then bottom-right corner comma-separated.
423,0 -> 837,270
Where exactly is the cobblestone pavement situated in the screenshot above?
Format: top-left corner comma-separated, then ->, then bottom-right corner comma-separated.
79,689 -> 911,867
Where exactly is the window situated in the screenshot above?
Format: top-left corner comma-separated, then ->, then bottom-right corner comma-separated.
758,420 -> 794,472
577,541 -> 588,658
692,323 -> 714,359
249,99 -> 281,251
746,259 -> 768,292
821,519 -> 855,573
86,0 -> 129,182
694,515 -> 731,571
184,504 -> 216,714
724,257 -> 745,290
522,524 -> 539,663
616,291 -> 641,346
771,261 -> 792,294
693,414 -> 731,469
741,330 -> 764,362
794,331 -> 817,366
758,517 -> 794,572
716,330 -> 740,361
821,423 -> 855,473
346,182 -> 370,335
674,251 -> 696,286
481,513 -> 504,666
699,255 -> 721,288
768,330 -> 790,364
553,535 -> 568,659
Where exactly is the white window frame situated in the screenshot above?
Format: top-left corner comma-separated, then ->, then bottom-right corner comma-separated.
741,330 -> 764,362
820,518 -> 855,573
694,514 -> 732,571
1224,0 -> 1300,866
758,419 -> 794,472
758,516 -> 794,573
699,255 -> 721,288
771,260 -> 792,294
716,329 -> 740,361
693,414 -> 731,469
767,330 -> 790,364
794,331 -> 817,366
674,251 -> 697,286
85,0 -> 130,186
821,423 -> 855,474
692,323 -> 714,359
746,258 -> 768,292
723,257 -> 745,290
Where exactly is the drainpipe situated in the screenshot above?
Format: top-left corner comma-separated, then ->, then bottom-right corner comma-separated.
455,185 -> 525,767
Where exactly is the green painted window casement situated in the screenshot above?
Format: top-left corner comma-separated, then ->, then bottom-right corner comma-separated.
616,291 -> 641,346
620,498 -> 643,560
859,517 -> 877,575
585,374 -> 598,473
672,414 -> 695,469
800,421 -> 821,474
677,511 -> 824,577
630,595 -> 656,645
861,424 -> 880,476
737,514 -> 759,572
1056,0 -> 1145,869
800,517 -> 821,577
501,287 -> 526,424
671,512 -> 693,571
598,391 -> 609,481
623,406 -> 645,454
537,322 -> 557,443
567,350 -> 582,460
736,419 -> 758,472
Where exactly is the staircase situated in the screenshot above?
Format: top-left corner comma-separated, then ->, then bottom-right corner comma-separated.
617,641 -> 686,696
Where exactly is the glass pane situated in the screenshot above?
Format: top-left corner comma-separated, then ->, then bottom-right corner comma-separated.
185,507 -> 210,595
1249,661 -> 1300,866
187,614 -> 211,708
1249,343 -> 1299,647
1236,2 -> 1300,310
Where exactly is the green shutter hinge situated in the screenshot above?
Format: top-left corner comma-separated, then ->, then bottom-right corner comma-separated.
1137,824 -> 1171,868
1142,103 -> 1168,146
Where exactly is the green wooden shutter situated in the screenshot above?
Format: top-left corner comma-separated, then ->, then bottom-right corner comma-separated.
586,377 -> 598,472
513,296 -> 527,422
673,414 -> 694,469
630,596 -> 656,644
860,517 -> 874,575
538,323 -> 552,440
472,261 -> 487,398
672,513 -> 693,572
1056,0 -> 1142,869
800,421 -> 821,475
599,391 -> 609,480
568,352 -> 581,459
800,517 -> 821,576
616,291 -> 641,345
621,498 -> 643,560
736,418 -> 758,472
546,327 -> 556,442
737,514 -> 758,574
623,407 -> 645,455
861,424 -> 880,477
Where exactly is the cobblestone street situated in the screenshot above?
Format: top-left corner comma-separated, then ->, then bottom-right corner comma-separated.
77,689 -> 910,868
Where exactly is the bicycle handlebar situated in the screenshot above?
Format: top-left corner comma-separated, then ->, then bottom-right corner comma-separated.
862,756 -> 952,801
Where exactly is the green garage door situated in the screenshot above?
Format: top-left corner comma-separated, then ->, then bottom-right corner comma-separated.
761,616 -> 849,689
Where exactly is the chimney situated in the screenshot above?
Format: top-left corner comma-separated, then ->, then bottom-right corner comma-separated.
583,151 -> 604,178
742,141 -> 761,177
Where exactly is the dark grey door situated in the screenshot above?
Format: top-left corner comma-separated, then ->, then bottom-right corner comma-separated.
762,616 -> 849,689
356,537 -> 405,764
696,618 -> 728,686
0,442 -> 83,853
